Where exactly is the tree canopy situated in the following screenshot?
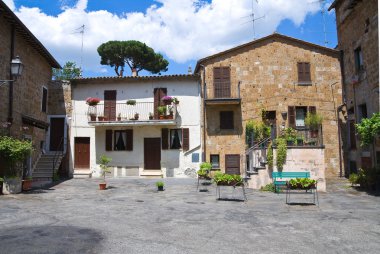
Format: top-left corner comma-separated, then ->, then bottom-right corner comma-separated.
97,40 -> 169,76
53,61 -> 81,80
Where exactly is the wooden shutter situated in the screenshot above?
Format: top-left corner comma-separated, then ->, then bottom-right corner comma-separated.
298,62 -> 311,83
161,128 -> 169,150
297,63 -> 304,83
126,129 -> 133,151
105,130 -> 113,151
308,106 -> 316,114
182,128 -> 189,151
214,67 -> 231,98
220,111 -> 234,129
225,154 -> 240,175
154,88 -> 167,119
104,90 -> 117,121
42,87 -> 47,113
288,106 -> 296,128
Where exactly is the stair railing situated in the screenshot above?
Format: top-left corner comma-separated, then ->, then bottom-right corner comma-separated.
52,137 -> 65,179
246,137 -> 271,154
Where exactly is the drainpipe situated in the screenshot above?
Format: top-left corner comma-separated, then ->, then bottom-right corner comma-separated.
8,25 -> 15,125
200,64 -> 206,162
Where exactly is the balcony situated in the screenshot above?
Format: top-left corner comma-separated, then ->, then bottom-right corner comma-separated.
87,102 -> 177,126
204,81 -> 241,105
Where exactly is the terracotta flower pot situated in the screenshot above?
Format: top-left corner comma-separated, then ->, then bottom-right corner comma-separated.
159,115 -> 165,120
117,117 -> 121,121
99,183 -> 107,190
22,179 -> 32,191
98,116 -> 104,121
90,115 -> 97,121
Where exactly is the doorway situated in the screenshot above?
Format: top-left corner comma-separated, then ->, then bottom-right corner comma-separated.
74,137 -> 90,169
144,138 -> 161,170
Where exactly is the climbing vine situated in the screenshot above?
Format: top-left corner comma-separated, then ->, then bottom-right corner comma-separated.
267,142 -> 273,168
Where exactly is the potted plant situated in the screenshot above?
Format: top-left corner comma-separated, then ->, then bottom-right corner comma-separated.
89,113 -> 97,121
213,172 -> 243,186
283,127 -> 297,146
156,181 -> 164,191
161,96 -> 173,105
166,107 -> 174,119
197,162 -> 212,180
22,176 -> 33,191
98,155 -> 112,190
296,136 -> 304,146
117,113 -> 122,121
86,97 -> 100,106
98,114 -> 104,121
126,99 -> 136,106
157,106 -> 166,119
149,112 -> 154,120
287,178 -> 317,190
172,97 -> 179,104
305,112 -> 323,138
134,112 -> 139,120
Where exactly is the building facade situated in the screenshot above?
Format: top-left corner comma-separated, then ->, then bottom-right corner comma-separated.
329,0 -> 379,174
70,75 -> 201,178
196,34 -> 343,190
0,1 -> 61,179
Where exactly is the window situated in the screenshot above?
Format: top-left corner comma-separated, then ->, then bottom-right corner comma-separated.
354,47 -> 364,72
297,62 -> 311,84
105,129 -> 133,151
358,103 -> 368,122
295,107 -> 307,127
170,129 -> 183,149
213,67 -> 231,98
114,131 -> 127,151
41,87 -> 47,113
220,111 -> 234,130
210,154 -> 220,169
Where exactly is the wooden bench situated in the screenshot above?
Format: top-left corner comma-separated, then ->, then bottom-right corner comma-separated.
272,172 -> 310,193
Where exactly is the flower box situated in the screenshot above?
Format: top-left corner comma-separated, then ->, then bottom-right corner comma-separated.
86,97 -> 100,106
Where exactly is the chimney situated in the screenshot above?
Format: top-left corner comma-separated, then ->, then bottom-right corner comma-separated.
132,68 -> 137,77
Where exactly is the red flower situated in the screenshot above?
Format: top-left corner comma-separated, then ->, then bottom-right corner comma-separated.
86,97 -> 100,106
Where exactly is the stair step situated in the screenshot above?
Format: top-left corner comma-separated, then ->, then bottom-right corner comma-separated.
246,170 -> 258,175
73,170 -> 92,178
253,166 -> 266,170
140,170 -> 163,176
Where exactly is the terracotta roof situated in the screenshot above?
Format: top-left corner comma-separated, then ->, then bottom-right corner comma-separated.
71,74 -> 200,84
0,1 -> 61,68
194,33 -> 339,73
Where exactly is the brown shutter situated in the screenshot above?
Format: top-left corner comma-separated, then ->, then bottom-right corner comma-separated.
182,128 -> 189,151
214,67 -> 231,98
308,106 -> 316,114
126,129 -> 133,151
225,154 -> 240,175
297,63 -> 304,83
304,62 -> 311,82
288,106 -> 296,128
104,90 -> 117,121
105,130 -> 113,151
161,128 -> 169,150
153,88 -> 167,119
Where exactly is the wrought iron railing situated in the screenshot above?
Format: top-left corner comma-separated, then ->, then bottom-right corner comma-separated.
205,81 -> 240,99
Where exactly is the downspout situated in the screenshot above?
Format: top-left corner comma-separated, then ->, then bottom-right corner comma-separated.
8,25 -> 15,125
200,64 -> 206,162
338,50 -> 347,177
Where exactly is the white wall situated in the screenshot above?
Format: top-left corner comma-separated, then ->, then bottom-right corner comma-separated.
70,78 -> 201,178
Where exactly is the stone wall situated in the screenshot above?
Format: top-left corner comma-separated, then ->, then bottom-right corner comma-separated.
333,0 -> 379,172
200,35 -> 343,178
48,80 -> 72,116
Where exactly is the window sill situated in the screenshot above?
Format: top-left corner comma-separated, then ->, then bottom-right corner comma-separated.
297,82 -> 312,86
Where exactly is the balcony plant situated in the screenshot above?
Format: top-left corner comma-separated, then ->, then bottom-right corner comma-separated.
213,172 -> 243,186
98,155 -> 112,190
157,106 -> 167,119
305,112 -> 323,138
126,99 -> 136,106
172,97 -> 179,104
134,112 -> 139,120
156,181 -> 164,191
161,96 -> 173,105
98,114 -> 104,121
283,127 -> 297,146
149,112 -> 154,120
86,97 -> 100,106
117,113 -> 122,121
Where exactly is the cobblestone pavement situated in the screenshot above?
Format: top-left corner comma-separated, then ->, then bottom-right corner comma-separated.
0,177 -> 379,254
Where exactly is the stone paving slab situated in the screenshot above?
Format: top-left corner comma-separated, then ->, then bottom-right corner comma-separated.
0,178 -> 379,254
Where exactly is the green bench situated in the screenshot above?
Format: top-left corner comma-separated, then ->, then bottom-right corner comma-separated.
272,172 -> 310,193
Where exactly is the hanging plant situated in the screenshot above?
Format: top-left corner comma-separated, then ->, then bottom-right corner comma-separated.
356,113 -> 380,147
276,138 -> 287,172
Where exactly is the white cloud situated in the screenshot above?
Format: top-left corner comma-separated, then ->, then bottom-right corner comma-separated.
3,0 -> 15,10
7,0 -> 320,74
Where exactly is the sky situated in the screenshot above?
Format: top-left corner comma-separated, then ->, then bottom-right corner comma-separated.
4,0 -> 338,77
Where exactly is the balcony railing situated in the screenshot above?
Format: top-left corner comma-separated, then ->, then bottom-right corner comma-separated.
204,81 -> 241,101
87,102 -> 177,122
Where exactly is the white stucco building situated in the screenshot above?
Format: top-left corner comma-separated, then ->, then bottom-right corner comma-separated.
69,74 -> 201,178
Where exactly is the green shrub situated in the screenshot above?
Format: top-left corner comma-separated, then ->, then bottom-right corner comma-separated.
261,183 -> 275,192
356,113 -> 380,147
246,120 -> 271,145
276,138 -> 287,171
98,155 -> 112,181
200,162 -> 212,171
156,181 -> 164,187
213,172 -> 243,185
348,173 -> 359,185
267,142 -> 273,168
126,99 -> 136,105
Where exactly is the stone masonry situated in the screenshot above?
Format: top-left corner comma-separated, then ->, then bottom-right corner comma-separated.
197,34 -> 343,178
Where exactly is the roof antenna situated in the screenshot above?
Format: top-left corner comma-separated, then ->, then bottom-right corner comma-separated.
241,0 -> 265,40
309,0 -> 328,46
72,24 -> 85,76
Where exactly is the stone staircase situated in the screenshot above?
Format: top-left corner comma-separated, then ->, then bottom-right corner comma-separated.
32,154 -> 63,186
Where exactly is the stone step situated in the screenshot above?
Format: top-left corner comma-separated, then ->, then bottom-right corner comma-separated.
140,170 -> 163,178
73,170 -> 92,178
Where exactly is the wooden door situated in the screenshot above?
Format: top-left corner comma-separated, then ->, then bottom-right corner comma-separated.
225,154 -> 240,175
153,88 -> 167,119
50,117 -> 65,151
74,137 -> 90,169
104,90 -> 116,121
144,138 -> 161,169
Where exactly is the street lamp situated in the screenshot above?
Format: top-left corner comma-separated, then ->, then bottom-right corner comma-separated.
0,56 -> 24,86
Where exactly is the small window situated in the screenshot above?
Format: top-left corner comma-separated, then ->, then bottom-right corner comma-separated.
220,111 -> 234,130
297,62 -> 311,85
358,103 -> 368,122
210,154 -> 220,169
354,47 -> 364,72
41,87 -> 47,113
295,107 -> 307,127
114,130 -> 127,151
170,129 -> 183,149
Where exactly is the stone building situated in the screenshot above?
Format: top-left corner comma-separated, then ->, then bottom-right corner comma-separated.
329,0 -> 379,174
0,2 -> 61,179
195,33 -> 343,190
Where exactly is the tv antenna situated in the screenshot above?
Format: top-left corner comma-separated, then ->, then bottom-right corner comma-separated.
309,0 -> 328,46
241,0 -> 264,40
72,24 -> 85,76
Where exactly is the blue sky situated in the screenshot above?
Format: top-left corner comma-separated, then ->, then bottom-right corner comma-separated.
9,0 -> 337,77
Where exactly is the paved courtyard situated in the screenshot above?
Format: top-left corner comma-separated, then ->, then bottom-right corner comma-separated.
0,178 -> 379,254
